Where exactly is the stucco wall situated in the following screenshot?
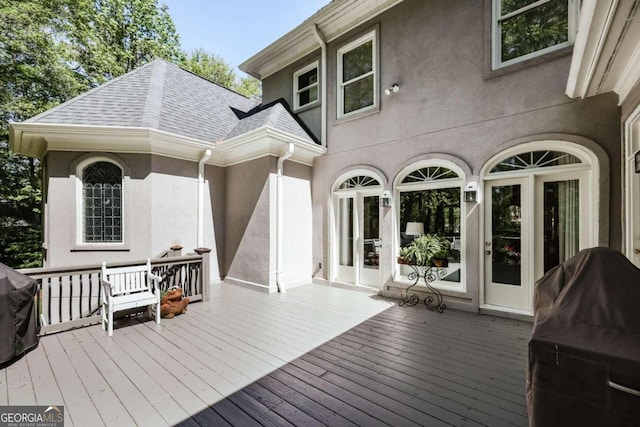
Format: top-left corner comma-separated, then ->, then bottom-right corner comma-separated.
44,152 -> 222,282
263,0 -> 622,311
224,156 -> 314,291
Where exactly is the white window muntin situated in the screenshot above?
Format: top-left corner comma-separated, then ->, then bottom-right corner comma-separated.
484,143 -> 594,181
337,29 -> 378,119
394,161 -> 466,292
492,0 -> 578,69
293,61 -> 319,110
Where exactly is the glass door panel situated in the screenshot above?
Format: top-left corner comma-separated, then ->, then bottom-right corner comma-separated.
362,196 -> 379,270
338,197 -> 354,267
485,178 -> 529,311
491,184 -> 522,286
542,179 -> 579,274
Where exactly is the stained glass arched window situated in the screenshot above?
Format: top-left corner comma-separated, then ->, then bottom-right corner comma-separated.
83,162 -> 122,242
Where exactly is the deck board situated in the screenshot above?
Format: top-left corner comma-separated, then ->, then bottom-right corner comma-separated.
1,283 -> 531,426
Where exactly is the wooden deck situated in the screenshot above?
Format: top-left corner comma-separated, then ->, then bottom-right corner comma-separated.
0,283 -> 532,426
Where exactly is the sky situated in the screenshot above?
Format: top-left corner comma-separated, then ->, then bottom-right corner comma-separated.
162,0 -> 330,72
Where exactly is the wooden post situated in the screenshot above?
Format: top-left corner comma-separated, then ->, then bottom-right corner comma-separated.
194,248 -> 211,301
169,245 -> 183,257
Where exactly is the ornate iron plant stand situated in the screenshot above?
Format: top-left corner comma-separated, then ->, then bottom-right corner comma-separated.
398,264 -> 447,313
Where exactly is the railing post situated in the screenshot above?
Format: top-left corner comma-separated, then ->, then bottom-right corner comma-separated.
169,245 -> 183,257
194,248 -> 211,301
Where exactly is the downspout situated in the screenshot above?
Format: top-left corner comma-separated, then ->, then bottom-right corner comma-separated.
312,24 -> 327,147
197,148 -> 213,248
276,143 -> 295,293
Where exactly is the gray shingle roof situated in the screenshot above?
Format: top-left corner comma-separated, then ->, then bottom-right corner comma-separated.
226,101 -> 316,144
25,60 -> 295,143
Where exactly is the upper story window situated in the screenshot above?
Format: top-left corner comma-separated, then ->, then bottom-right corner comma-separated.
83,161 -> 122,243
337,29 -> 378,119
493,0 -> 577,69
293,61 -> 319,110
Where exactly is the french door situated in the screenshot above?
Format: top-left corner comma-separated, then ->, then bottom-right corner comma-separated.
335,194 -> 380,287
484,172 -> 589,313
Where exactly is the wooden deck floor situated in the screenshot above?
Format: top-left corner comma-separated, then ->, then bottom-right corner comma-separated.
0,283 -> 532,426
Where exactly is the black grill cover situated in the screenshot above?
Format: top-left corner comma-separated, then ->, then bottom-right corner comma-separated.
0,262 -> 39,365
527,247 -> 640,426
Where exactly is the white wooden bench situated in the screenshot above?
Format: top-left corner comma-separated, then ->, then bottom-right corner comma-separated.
101,259 -> 161,336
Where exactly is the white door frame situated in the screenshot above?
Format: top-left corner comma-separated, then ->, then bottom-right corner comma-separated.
331,172 -> 383,287
480,141 -> 598,314
625,104 -> 640,266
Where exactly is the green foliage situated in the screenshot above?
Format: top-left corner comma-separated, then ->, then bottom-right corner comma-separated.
0,0 -> 182,268
399,234 -> 451,266
180,48 -> 262,99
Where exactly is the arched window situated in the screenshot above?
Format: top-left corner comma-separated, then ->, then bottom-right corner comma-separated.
395,162 -> 465,288
82,162 -> 122,242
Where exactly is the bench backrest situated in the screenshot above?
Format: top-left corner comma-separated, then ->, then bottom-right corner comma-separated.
102,261 -> 152,296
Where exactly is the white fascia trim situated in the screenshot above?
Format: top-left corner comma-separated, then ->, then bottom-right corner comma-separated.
213,126 -> 326,167
613,40 -> 640,105
566,0 -> 618,99
9,123 -> 213,161
9,122 -> 326,167
239,0 -> 404,79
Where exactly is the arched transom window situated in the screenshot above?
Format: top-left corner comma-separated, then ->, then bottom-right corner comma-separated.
490,150 -> 582,173
336,175 -> 382,190
83,162 -> 122,242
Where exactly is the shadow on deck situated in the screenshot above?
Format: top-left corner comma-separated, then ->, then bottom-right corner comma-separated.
1,283 -> 531,426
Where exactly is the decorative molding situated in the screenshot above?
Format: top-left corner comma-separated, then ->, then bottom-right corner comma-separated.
239,0 -> 405,79
9,123 -> 326,167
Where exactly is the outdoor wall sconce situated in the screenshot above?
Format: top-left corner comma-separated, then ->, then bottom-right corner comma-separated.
464,181 -> 478,202
635,150 -> 640,173
384,84 -> 400,95
380,190 -> 392,207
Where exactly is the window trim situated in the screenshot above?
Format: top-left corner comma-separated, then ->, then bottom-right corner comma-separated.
492,0 -> 578,70
293,60 -> 320,111
394,160 -> 467,293
337,29 -> 379,120
72,154 -> 130,251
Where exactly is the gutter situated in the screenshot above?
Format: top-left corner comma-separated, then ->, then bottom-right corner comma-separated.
276,143 -> 295,293
312,24 -> 328,148
197,148 -> 213,248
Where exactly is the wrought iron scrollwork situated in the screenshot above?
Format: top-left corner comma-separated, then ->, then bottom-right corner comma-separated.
398,264 -> 447,312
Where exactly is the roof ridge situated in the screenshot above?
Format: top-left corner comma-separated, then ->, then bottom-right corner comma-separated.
24,60 -> 159,124
141,61 -> 167,129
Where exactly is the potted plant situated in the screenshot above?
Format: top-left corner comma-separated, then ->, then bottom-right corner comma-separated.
398,234 -> 451,266
431,249 -> 450,267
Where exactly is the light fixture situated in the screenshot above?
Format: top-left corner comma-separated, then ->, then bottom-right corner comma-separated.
405,222 -> 424,236
384,84 -> 400,95
380,190 -> 392,207
464,181 -> 478,202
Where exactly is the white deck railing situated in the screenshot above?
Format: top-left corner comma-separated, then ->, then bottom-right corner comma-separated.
19,248 -> 211,335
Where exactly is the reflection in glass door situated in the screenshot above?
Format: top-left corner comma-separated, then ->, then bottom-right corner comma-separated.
335,194 -> 381,287
485,178 -> 529,311
360,196 -> 380,286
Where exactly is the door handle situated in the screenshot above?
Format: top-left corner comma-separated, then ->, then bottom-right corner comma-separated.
485,250 -> 491,255
635,249 -> 640,254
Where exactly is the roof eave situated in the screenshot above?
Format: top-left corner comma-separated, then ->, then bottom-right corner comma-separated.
239,0 -> 405,80
214,126 -> 326,167
566,0 -> 640,105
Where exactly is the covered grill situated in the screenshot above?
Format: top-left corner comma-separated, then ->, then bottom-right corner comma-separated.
0,262 -> 39,365
527,247 -> 640,426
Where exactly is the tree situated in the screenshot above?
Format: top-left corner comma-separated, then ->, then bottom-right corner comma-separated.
0,0 -> 182,267
180,48 -> 262,99
66,0 -> 182,85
